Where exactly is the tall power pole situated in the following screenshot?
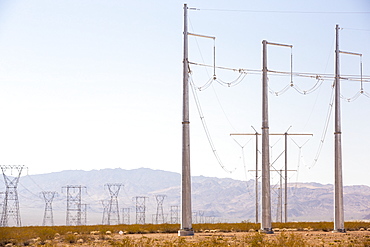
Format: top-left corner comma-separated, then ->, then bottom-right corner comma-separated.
101,200 -> 109,225
81,203 -> 87,225
105,183 -> 123,225
122,208 -> 130,225
155,195 -> 166,224
333,27 -> 362,231
334,23 -> 345,233
134,196 -> 148,225
41,191 -> 58,226
179,3 -> 194,237
170,205 -> 179,224
261,40 -> 272,233
261,40 -> 293,233
0,165 -> 25,227
63,185 -> 86,226
231,130 -> 260,224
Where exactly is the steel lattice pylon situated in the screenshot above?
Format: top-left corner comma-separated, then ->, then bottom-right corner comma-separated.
81,204 -> 87,225
41,191 -> 58,226
122,207 -> 130,225
62,185 -> 86,226
170,205 -> 179,224
105,183 -> 123,225
134,196 -> 148,225
101,200 -> 109,225
154,195 -> 166,224
0,165 -> 25,227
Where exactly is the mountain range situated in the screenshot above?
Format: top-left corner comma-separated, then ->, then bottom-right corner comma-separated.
1,168 -> 370,226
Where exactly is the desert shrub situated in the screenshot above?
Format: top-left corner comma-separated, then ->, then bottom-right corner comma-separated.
38,227 -> 57,242
64,233 -> 77,243
273,232 -> 306,247
243,232 -> 267,247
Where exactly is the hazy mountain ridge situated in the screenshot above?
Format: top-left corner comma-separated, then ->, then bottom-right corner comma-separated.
1,168 -> 370,226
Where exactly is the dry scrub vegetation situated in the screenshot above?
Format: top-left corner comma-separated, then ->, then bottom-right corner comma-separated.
1,222 -> 370,246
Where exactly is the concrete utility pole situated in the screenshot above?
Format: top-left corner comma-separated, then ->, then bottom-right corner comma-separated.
179,3 -> 194,237
333,25 -> 362,232
253,128 -> 259,224
334,23 -> 345,233
262,40 -> 294,232
278,132 -> 311,222
261,40 -> 272,233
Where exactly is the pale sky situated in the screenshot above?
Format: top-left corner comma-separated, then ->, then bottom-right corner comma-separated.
0,0 -> 369,187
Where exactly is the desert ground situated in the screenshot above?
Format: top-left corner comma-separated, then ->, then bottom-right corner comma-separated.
5,229 -> 370,246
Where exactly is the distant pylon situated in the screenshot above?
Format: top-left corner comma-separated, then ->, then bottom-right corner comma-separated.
192,211 -> 198,224
134,196 -> 148,224
41,191 -> 58,226
198,211 -> 205,224
81,204 -> 87,225
170,205 -> 179,224
105,183 -> 123,225
0,165 -> 25,227
101,200 -> 109,225
62,185 -> 86,226
155,195 -> 166,224
122,207 -> 130,225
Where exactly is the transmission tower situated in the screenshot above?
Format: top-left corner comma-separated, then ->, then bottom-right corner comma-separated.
170,205 -> 179,224
62,185 -> 86,226
122,207 -> 130,225
192,211 -> 198,224
134,196 -> 148,224
105,183 -> 123,225
101,200 -> 109,225
154,195 -> 166,224
41,191 -> 58,226
81,204 -> 87,225
198,210 -> 205,224
0,165 -> 25,227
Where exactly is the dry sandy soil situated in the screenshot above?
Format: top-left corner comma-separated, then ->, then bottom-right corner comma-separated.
38,230 -> 370,246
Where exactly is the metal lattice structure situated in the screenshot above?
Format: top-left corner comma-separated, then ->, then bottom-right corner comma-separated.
170,205 -> 179,224
81,204 -> 87,225
198,211 -> 204,224
101,200 -> 109,225
41,191 -> 58,226
122,207 -> 130,225
154,195 -> 166,224
0,165 -> 25,227
63,185 -> 86,226
105,183 -> 123,225
134,196 -> 148,225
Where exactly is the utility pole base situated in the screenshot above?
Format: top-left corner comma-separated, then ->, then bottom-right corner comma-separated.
259,228 -> 274,234
178,229 -> 194,236
332,229 -> 346,233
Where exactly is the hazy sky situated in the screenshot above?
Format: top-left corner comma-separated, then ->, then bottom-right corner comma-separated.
0,0 -> 369,187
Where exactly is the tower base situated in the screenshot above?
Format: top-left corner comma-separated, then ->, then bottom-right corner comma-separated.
332,229 -> 346,233
259,228 -> 274,234
178,229 -> 194,236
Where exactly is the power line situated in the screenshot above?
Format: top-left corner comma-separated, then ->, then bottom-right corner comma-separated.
194,8 -> 370,14
189,75 -> 236,174
310,84 -> 335,169
189,61 -> 370,81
